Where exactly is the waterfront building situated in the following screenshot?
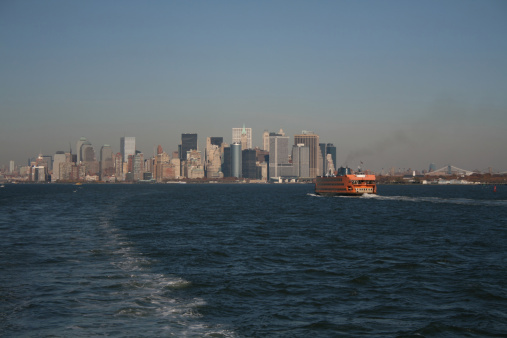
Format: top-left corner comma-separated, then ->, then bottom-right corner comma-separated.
59,162 -> 73,181
222,146 -> 231,177
114,152 -> 123,181
32,166 -> 47,182
294,131 -> 320,178
52,151 -> 67,182
292,144 -> 310,178
242,149 -> 258,179
231,143 -> 242,178
76,137 -> 87,164
262,130 -> 269,151
186,149 -> 204,179
319,143 -> 336,176
171,158 -> 181,179
205,137 -> 223,179
80,141 -> 99,175
41,155 -> 53,172
180,133 -> 198,161
133,153 -> 144,181
100,145 -> 114,180
120,136 -> 136,163
232,125 -> 252,150
268,133 -> 290,178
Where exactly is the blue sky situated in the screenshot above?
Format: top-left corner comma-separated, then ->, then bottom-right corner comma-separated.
1,0 -> 506,172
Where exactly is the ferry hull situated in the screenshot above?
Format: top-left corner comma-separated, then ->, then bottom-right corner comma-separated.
315,174 -> 376,196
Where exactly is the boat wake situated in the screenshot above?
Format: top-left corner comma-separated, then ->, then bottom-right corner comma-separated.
360,194 -> 507,206
309,192 -> 507,206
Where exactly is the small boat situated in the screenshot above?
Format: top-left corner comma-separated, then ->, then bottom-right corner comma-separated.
315,167 -> 376,196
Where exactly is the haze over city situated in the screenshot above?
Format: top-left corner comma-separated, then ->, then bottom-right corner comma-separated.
1,0 -> 506,173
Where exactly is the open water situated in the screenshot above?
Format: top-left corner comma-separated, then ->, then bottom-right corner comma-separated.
1,183 -> 506,337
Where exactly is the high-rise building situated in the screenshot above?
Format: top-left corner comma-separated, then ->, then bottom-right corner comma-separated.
205,137 -> 223,179
80,141 -> 99,175
76,137 -> 87,164
231,143 -> 242,178
294,131 -> 320,178
115,152 -> 123,181
9,160 -> 14,173
268,133 -> 290,178
222,146 -> 231,177
242,149 -> 258,179
292,144 -> 310,178
133,153 -> 144,181
180,133 -> 197,160
52,151 -> 66,182
100,145 -> 114,180
232,125 -> 252,149
319,143 -> 337,176
120,137 -> 136,163
186,150 -> 204,179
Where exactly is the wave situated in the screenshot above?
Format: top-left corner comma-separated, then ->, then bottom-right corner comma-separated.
360,193 -> 507,206
89,212 -> 236,337
309,192 -> 507,206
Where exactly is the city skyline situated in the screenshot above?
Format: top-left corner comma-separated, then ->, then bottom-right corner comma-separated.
1,1 -> 506,172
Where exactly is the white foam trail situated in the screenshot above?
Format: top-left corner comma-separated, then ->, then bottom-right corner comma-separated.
95,210 -> 235,337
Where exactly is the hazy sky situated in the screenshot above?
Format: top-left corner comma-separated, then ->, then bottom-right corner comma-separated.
1,0 -> 506,172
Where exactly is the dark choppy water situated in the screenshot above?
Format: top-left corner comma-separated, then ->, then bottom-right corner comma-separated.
1,184 -> 506,337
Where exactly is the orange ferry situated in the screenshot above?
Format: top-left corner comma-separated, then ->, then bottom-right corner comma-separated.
315,167 -> 376,196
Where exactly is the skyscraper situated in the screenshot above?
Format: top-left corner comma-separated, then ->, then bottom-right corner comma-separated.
205,137 -> 223,179
52,151 -> 66,182
232,125 -> 252,149
180,133 -> 197,160
319,143 -> 337,176
294,131 -> 320,178
292,144 -> 310,178
100,144 -> 114,179
76,137 -> 87,164
242,149 -> 258,179
120,137 -> 136,163
269,133 -> 290,178
231,143 -> 242,178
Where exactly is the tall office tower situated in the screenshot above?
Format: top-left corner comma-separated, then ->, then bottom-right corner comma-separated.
133,153 -> 144,181
232,125 -> 252,150
231,143 -> 242,178
429,163 -> 437,172
52,151 -> 66,182
268,134 -> 290,178
180,133 -> 198,160
42,155 -> 53,172
157,145 -> 163,155
115,152 -> 123,180
222,146 -> 231,177
319,143 -> 337,176
205,137 -> 223,179
294,131 -> 320,178
9,160 -> 15,173
120,137 -> 136,163
262,130 -> 269,151
80,141 -> 98,175
100,145 -> 114,179
263,129 -> 286,152
186,150 -> 204,179
242,149 -> 258,179
76,137 -> 87,163
292,144 -> 310,178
